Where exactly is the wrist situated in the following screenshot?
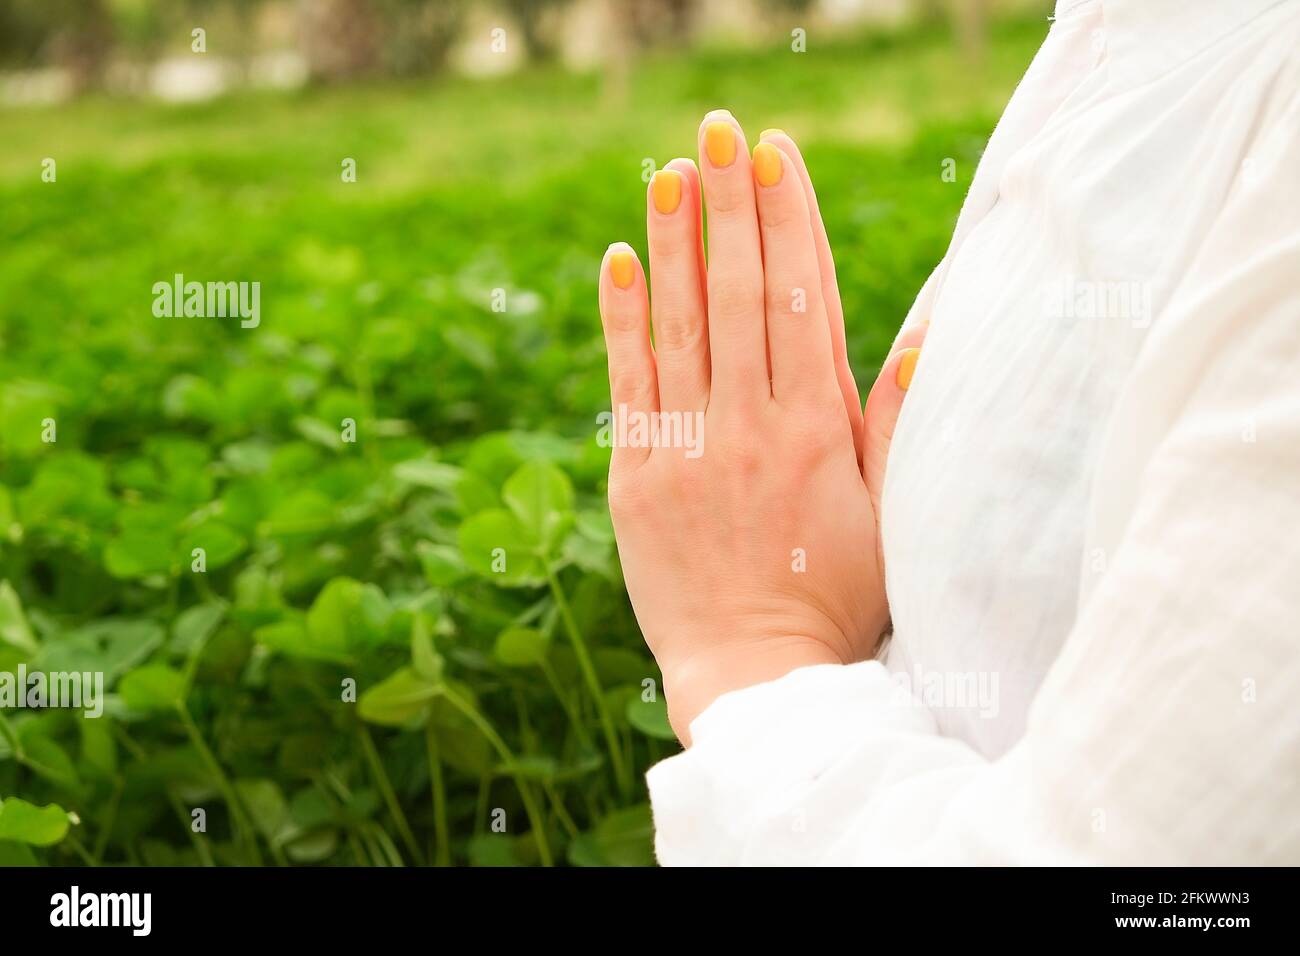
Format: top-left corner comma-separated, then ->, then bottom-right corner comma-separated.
663,636 -> 843,746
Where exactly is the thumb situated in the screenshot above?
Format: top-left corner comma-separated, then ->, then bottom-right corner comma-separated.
862,322 -> 928,526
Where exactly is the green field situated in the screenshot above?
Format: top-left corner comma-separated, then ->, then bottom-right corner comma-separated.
0,14 -> 1044,865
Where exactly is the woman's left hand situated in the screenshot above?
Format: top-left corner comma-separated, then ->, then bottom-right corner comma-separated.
598,112 -> 923,743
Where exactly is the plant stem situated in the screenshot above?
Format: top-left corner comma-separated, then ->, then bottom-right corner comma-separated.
474,776 -> 489,835
423,721 -> 452,867
0,712 -> 21,757
547,569 -> 630,796
194,572 -> 217,603
347,830 -> 368,866
441,688 -> 554,867
367,822 -> 406,867
361,828 -> 389,867
540,657 -> 590,749
167,786 -> 215,867
93,776 -> 125,864
176,701 -> 264,865
352,355 -> 381,467
111,723 -> 149,762
542,780 -> 580,839
65,834 -> 96,867
111,724 -> 221,866
357,725 -> 425,866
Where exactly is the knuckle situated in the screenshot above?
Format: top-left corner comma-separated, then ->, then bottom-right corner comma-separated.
608,369 -> 654,408
653,307 -> 705,352
607,470 -> 653,520
766,281 -> 820,320
673,455 -> 708,492
710,276 -> 763,320
707,182 -> 750,217
759,200 -> 800,230
716,432 -> 764,476
648,230 -> 688,261
603,308 -> 644,336
787,399 -> 849,458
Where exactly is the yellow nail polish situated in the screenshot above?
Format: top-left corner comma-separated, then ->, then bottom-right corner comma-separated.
760,128 -> 785,139
753,142 -> 783,187
652,169 -> 682,214
609,250 -> 635,289
704,121 -> 737,168
896,348 -> 920,390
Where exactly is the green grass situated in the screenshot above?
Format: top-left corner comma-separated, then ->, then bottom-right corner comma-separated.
0,13 -> 1046,865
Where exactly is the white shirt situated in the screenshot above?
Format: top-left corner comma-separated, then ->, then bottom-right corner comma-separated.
646,0 -> 1300,865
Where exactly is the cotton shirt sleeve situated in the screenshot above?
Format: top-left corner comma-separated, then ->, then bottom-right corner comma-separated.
645,1 -> 1300,866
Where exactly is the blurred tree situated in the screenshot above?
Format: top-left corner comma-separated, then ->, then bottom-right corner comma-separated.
0,0 -> 114,92
0,0 -> 43,69
602,0 -> 696,106
378,0 -> 467,76
104,0 -> 173,64
500,0 -> 573,63
297,0 -> 470,81
224,0 -> 268,76
298,0 -> 381,82
914,0 -> 946,25
626,0 -> 696,48
949,0 -> 988,64
757,0 -> 814,14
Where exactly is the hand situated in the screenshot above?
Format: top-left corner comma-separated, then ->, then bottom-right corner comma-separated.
598,111 -> 924,742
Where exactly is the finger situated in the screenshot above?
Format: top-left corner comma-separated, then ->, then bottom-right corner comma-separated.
885,319 -> 929,363
698,110 -> 768,408
598,242 -> 658,469
647,161 -> 709,412
758,130 -> 863,454
666,157 -> 708,317
750,141 -> 838,406
863,323 -> 928,510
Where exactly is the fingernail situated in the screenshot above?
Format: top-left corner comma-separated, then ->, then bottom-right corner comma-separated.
609,249 -> 635,289
704,121 -> 737,168
896,348 -> 921,390
753,143 -> 783,187
760,128 -> 785,139
651,169 -> 682,214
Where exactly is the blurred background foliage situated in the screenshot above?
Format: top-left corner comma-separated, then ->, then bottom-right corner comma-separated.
0,0 -> 1048,865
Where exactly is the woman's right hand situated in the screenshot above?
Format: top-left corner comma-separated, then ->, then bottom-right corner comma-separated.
736,129 -> 929,572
